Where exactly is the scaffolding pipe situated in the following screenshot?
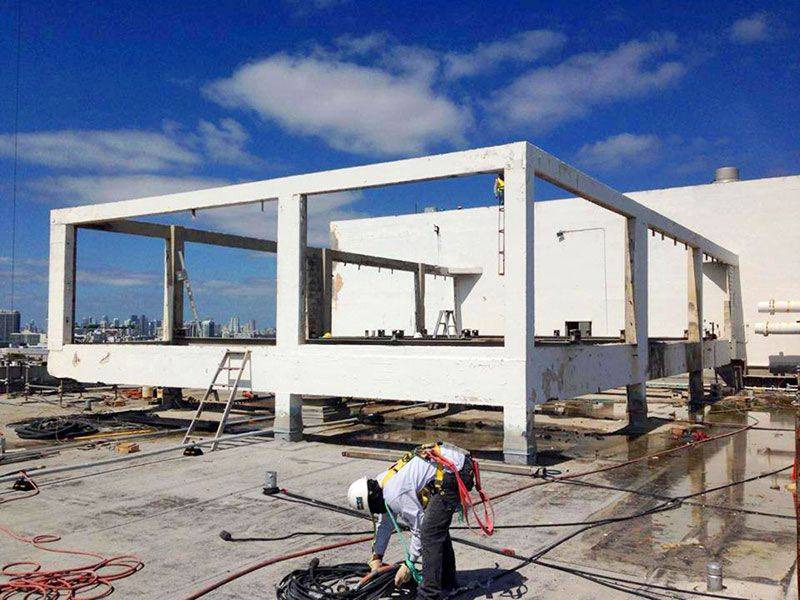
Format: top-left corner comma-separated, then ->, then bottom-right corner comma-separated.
758,300 -> 800,314
0,426 -> 273,484
755,322 -> 800,336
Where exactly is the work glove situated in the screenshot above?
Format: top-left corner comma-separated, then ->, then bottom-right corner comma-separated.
368,557 -> 384,572
394,563 -> 412,587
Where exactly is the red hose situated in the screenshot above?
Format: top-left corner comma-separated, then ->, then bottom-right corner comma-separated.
0,472 -> 144,599
181,535 -> 373,600
487,419 -> 755,503
420,450 -> 494,536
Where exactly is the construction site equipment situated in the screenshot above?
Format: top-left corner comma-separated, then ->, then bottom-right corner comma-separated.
264,470 -> 279,495
14,417 -> 98,440
181,349 -> 252,451
176,249 -> 202,336
433,310 -> 459,338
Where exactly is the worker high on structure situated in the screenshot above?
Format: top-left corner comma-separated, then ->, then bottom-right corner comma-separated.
347,442 -> 493,598
494,173 -> 504,205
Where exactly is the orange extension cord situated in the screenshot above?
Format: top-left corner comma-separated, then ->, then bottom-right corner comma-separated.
0,472 -> 144,599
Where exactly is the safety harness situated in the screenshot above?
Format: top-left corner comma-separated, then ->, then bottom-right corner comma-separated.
378,441 -> 495,534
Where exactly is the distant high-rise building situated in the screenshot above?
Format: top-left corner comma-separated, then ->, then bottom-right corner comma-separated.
0,310 -> 21,343
201,319 -> 216,338
229,316 -> 240,334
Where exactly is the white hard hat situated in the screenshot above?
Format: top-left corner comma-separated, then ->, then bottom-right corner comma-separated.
347,476 -> 371,514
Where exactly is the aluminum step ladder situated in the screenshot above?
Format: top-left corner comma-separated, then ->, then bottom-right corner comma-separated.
433,310 -> 460,338
182,349 -> 252,451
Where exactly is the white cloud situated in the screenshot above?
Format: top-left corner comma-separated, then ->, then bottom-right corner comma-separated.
77,268 -> 160,287
196,191 -> 366,247
488,33 -> 685,129
443,30 -> 567,79
196,118 -> 262,167
28,174 -> 228,205
729,13 -> 770,43
204,54 -> 471,156
576,133 -> 661,171
0,119 -> 262,172
0,129 -> 201,172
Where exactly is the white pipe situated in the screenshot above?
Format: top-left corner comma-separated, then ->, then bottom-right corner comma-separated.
757,300 -> 800,314
754,322 -> 800,336
0,426 -> 273,484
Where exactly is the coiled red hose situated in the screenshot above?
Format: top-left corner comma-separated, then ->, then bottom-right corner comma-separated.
0,473 -> 144,599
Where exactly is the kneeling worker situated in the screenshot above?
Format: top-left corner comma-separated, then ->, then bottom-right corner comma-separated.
347,442 -> 477,598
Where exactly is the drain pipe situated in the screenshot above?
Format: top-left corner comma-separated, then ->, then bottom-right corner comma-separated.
0,427 -> 274,485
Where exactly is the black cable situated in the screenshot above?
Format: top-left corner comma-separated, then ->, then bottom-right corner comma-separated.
14,417 -> 98,440
220,529 -> 374,543
276,559 -> 412,600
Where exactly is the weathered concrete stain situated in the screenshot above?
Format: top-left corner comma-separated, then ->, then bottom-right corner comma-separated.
332,272 -> 344,310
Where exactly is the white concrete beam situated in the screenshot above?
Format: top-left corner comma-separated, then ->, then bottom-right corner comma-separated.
50,144 -> 518,225
528,144 -> 738,265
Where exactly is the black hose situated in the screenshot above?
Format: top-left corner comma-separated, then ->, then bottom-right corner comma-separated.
276,560 -> 413,600
14,417 -> 98,440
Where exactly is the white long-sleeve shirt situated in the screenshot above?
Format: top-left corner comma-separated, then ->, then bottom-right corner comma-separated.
372,446 -> 466,561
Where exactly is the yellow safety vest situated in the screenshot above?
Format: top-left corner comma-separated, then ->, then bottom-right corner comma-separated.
494,176 -> 504,196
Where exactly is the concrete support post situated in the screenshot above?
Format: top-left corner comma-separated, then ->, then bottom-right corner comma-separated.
502,144 -> 536,465
162,226 -> 184,342
687,247 -> 704,411
414,263 -> 425,334
624,217 -> 649,428
726,265 -> 747,366
321,248 -> 333,335
47,223 -> 76,349
275,194 -> 307,441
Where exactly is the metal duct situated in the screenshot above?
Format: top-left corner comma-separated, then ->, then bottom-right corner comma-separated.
758,300 -> 800,313
713,166 -> 740,183
755,322 -> 800,335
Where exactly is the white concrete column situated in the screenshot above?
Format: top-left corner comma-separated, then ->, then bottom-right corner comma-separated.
275,194 -> 307,440
47,223 -> 76,349
726,265 -> 747,365
162,226 -> 184,342
624,217 -> 649,427
503,143 -> 536,465
687,247 -> 704,408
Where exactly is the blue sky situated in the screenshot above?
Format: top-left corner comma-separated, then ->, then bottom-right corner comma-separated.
1,0 -> 798,329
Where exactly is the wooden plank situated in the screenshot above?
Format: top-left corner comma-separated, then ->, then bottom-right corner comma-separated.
341,448 -> 540,476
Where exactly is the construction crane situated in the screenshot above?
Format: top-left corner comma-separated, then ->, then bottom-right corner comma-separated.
176,250 -> 202,337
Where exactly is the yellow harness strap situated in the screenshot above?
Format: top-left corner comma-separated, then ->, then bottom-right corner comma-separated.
379,442 -> 445,507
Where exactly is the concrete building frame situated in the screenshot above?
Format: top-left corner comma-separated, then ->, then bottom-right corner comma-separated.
47,142 -> 746,464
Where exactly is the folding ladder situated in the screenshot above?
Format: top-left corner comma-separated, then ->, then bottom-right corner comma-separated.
182,349 -> 252,451
433,310 -> 459,338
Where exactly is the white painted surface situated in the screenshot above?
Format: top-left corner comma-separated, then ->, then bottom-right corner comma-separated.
331,175 -> 799,367
46,142 -> 742,462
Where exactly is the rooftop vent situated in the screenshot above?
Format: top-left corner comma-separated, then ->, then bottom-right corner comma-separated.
713,166 -> 740,183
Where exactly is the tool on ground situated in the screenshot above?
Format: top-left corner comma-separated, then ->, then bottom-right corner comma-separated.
181,349 -> 252,451
264,470 -> 279,495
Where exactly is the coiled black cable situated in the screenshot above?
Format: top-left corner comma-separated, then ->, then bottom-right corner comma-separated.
14,417 -> 98,440
276,559 -> 413,600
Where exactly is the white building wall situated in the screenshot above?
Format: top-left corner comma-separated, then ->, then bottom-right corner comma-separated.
330,175 -> 800,367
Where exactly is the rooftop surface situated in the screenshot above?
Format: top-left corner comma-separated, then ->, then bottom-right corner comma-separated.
0,391 -> 797,599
